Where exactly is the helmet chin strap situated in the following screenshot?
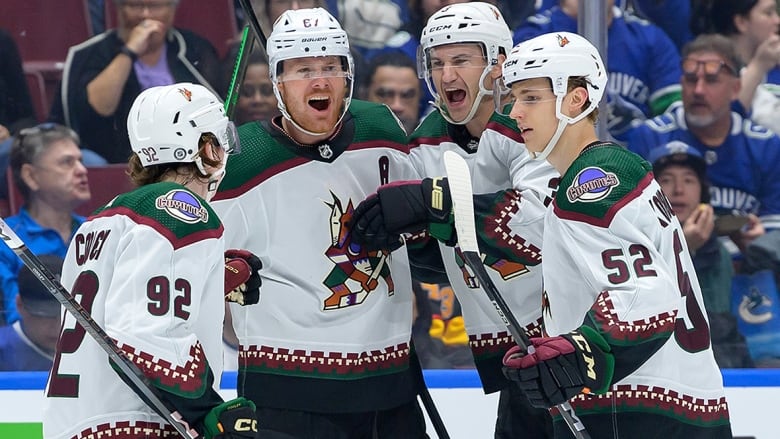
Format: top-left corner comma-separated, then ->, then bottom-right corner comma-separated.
437,65 -> 494,126
532,95 -> 568,162
533,118 -> 567,161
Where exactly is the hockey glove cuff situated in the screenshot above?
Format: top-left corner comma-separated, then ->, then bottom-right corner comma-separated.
502,327 -> 614,408
203,397 -> 258,438
349,177 -> 453,250
224,249 -> 262,306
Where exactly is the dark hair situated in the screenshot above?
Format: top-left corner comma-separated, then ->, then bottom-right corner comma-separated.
361,51 -> 418,91
10,123 -> 81,199
691,0 -> 759,36
681,33 -> 745,72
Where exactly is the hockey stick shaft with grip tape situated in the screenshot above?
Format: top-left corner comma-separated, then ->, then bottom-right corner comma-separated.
442,151 -> 591,439
0,218 -> 199,438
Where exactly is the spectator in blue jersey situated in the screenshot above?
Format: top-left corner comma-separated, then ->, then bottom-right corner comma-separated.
0,124 -> 90,326
649,141 -> 754,368
625,33 -> 774,254
691,0 -> 780,134
631,0 -> 694,52
0,255 -> 63,371
514,0 -> 682,139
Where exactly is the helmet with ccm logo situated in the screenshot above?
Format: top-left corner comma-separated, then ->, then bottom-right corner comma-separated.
127,83 -> 239,171
418,2 -> 513,125
502,32 -> 607,160
267,7 -> 354,134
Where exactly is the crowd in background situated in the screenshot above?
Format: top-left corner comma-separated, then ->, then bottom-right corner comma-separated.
1,0 -> 780,373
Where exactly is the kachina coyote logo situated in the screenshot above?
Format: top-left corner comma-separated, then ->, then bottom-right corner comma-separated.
322,192 -> 393,310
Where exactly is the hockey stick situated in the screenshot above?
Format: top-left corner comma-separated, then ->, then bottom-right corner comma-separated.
225,25 -> 254,118
0,218 -> 199,438
442,151 -> 591,439
410,348 -> 450,439
237,0 -> 268,50
225,0 -> 269,118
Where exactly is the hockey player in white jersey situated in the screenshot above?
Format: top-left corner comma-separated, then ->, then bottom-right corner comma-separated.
42,83 -> 261,438
210,8 -> 428,438
498,32 -> 732,438
350,3 -> 558,437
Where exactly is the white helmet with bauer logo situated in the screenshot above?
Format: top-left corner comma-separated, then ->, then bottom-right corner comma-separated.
266,7 -> 354,136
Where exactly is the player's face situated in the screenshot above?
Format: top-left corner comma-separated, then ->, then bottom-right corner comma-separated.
507,78 -> 558,154
428,43 -> 489,123
656,164 -> 702,223
277,56 -> 349,134
681,52 -> 740,129
739,0 -> 780,46
367,66 -> 421,133
236,63 -> 279,125
25,139 -> 91,209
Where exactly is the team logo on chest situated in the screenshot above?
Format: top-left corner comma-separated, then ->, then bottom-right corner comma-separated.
566,166 -> 619,203
155,190 -> 209,223
322,193 -> 394,310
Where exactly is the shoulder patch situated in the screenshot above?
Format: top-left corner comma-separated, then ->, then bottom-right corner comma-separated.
565,167 -> 620,203
555,144 -> 651,225
155,189 -> 210,223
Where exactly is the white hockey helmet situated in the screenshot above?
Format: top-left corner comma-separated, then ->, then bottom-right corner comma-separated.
502,32 -> 607,160
419,2 -> 513,125
267,7 -> 355,135
127,83 -> 239,172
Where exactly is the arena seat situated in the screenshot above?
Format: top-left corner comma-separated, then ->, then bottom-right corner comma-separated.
0,0 -> 92,63
105,0 -> 238,59
6,164 -> 135,217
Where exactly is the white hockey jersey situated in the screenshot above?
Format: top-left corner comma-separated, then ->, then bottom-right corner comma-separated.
408,110 -> 559,392
525,143 -> 731,438
211,101 -> 420,412
43,182 -> 227,439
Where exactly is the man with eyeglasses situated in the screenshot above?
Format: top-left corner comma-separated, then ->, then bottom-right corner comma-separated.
49,0 -> 221,164
210,8 -> 429,438
349,3 -> 559,437
625,33 -> 778,255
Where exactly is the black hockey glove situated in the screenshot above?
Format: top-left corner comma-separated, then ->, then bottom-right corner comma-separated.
349,177 -> 452,251
224,249 -> 262,306
203,397 -> 258,438
502,329 -> 614,409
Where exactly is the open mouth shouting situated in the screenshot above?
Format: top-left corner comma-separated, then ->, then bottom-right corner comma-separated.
444,87 -> 468,109
309,95 -> 331,112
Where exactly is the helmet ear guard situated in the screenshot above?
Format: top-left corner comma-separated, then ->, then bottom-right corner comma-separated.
127,83 -> 238,169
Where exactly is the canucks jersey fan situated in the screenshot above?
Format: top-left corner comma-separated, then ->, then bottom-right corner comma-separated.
625,33 -> 780,239
515,0 -> 682,139
42,83 -> 261,438
351,3 -> 559,437
211,8 -> 428,438
498,32 -> 732,438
